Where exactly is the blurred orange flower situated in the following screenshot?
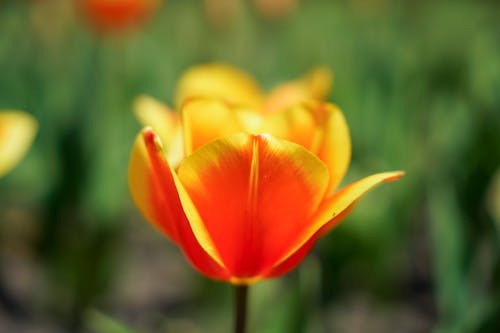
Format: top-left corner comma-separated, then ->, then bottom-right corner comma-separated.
81,0 -> 161,32
128,65 -> 403,284
253,0 -> 298,20
0,111 -> 37,178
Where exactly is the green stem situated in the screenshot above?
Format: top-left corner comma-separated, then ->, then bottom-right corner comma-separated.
234,284 -> 249,333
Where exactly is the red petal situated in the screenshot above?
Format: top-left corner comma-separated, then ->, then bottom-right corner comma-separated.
265,203 -> 353,278
128,128 -> 230,280
272,171 -> 405,270
177,133 -> 330,281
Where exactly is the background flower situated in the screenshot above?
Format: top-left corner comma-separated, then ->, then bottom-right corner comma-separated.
0,111 -> 37,178
80,0 -> 162,33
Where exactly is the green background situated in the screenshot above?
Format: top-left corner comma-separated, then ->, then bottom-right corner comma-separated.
0,0 -> 499,332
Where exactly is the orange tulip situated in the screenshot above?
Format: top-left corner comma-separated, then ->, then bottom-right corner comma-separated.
0,111 -> 37,178
129,99 -> 403,284
81,0 -> 161,32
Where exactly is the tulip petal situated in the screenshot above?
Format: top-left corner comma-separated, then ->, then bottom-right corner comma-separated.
265,203 -> 354,278
0,111 -> 37,178
181,98 -> 244,155
313,103 -> 351,193
128,128 -> 230,280
317,171 -> 404,234
274,171 -> 404,269
133,95 -> 177,143
259,104 -> 318,151
133,95 -> 184,166
301,66 -> 333,101
235,108 -> 264,134
264,232 -> 316,278
263,67 -> 333,114
175,63 -> 263,109
177,133 -> 330,282
259,102 -> 351,193
262,82 -> 310,114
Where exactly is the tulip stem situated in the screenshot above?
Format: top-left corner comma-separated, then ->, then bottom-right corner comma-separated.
234,284 -> 249,333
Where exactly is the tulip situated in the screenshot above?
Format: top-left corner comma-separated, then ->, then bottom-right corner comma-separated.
130,67 -> 402,333
0,111 -> 37,178
128,100 -> 403,283
81,0 -> 161,33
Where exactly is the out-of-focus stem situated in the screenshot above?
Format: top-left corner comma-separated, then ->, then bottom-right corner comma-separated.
234,284 -> 248,333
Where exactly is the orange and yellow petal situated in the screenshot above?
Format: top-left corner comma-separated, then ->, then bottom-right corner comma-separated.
0,111 -> 37,178
133,95 -> 178,144
258,102 -> 350,193
262,67 -> 333,114
301,66 -> 333,101
264,231 -> 317,279
234,108 -> 264,134
175,63 -> 263,109
273,171 -> 404,270
262,82 -> 310,114
181,98 -> 244,155
177,133 -> 330,282
133,95 -> 184,166
315,171 -> 404,234
312,103 -> 351,193
259,103 -> 319,151
265,194 -> 355,279
128,128 -> 230,280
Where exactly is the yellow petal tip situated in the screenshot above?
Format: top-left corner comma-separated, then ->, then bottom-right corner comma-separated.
385,171 -> 405,182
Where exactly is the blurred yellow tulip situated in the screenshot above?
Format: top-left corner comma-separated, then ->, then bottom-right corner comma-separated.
0,111 -> 37,178
488,169 -> 500,226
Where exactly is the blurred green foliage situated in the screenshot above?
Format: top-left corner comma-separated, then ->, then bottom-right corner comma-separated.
0,0 -> 499,332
